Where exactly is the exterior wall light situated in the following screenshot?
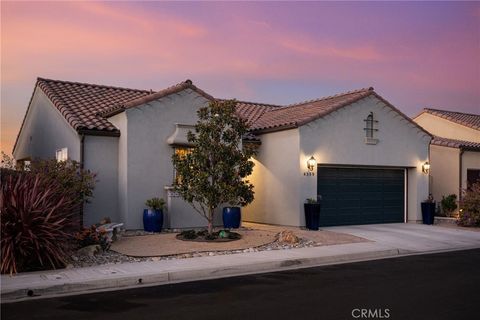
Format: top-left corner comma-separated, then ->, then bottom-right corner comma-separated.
307,156 -> 317,172
422,161 -> 430,174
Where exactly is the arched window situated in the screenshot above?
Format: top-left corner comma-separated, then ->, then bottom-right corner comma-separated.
365,113 -> 374,138
364,112 -> 378,144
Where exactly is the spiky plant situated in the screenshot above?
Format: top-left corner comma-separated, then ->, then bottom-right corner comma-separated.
0,172 -> 78,274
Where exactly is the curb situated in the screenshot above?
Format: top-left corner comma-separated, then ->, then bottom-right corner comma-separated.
1,248 -> 400,303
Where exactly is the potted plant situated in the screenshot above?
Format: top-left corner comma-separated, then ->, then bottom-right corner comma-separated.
421,194 -> 436,225
143,197 -> 166,232
223,206 -> 241,229
304,196 -> 322,230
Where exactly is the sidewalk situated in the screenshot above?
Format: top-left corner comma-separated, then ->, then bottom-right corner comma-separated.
1,241 -> 399,303
2,223 -> 480,303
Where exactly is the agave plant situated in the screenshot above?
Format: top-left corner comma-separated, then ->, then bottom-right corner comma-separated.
0,172 -> 78,274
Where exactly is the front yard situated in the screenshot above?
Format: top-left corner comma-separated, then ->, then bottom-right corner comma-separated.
68,223 -> 368,268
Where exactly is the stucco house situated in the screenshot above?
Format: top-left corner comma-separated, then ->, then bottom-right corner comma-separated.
413,108 -> 480,203
13,78 -> 431,229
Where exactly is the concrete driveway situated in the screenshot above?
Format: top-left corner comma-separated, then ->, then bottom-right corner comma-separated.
324,223 -> 480,254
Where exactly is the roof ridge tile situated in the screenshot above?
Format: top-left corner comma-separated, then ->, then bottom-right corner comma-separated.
37,77 -> 150,94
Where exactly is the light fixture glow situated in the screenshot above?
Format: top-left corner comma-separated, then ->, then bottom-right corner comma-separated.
307,156 -> 317,172
422,161 -> 430,174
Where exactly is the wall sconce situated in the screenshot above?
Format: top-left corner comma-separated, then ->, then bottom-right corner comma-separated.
307,156 -> 317,172
422,161 -> 430,174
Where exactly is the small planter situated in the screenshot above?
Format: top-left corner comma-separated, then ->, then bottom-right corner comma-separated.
421,202 -> 436,225
143,209 -> 163,232
223,207 -> 241,229
304,203 -> 321,230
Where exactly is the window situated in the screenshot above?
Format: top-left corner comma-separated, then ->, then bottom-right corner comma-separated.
173,147 -> 193,184
467,169 -> 480,189
56,148 -> 68,162
364,112 -> 379,144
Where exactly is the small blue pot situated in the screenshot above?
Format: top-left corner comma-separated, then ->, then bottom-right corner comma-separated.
143,209 -> 163,232
223,207 -> 241,229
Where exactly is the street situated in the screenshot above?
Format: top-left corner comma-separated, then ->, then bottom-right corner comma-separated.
2,249 -> 480,320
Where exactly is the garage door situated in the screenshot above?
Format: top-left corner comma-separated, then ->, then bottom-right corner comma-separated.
317,167 -> 405,226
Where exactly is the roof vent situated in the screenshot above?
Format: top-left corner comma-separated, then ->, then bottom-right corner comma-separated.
185,79 -> 193,85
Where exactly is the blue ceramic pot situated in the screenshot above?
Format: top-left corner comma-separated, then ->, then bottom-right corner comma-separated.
223,207 -> 241,229
143,209 -> 163,232
304,203 -> 321,230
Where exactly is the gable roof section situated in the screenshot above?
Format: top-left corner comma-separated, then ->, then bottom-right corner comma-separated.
37,77 -> 150,133
249,88 -> 431,137
13,78 -> 432,155
415,108 -> 480,131
250,88 -> 374,132
101,79 -> 215,118
12,78 -> 151,154
432,136 -> 480,151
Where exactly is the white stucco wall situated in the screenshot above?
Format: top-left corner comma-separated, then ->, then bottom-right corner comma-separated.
243,129 -> 301,226
108,112 -> 129,224
13,88 -> 80,161
462,151 -> 480,190
299,96 -> 430,223
247,95 -> 430,226
83,135 -> 119,226
429,145 -> 460,201
110,89 -> 213,229
414,113 -> 480,142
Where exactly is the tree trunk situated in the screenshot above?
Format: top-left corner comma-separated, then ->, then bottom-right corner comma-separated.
207,207 -> 214,234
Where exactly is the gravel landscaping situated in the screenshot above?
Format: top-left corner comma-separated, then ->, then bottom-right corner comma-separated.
67,224 -> 367,268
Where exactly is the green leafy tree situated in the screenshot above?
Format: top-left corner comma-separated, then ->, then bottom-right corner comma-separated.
172,100 -> 256,234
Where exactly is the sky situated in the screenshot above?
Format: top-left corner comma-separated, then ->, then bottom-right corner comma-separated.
1,1 -> 479,155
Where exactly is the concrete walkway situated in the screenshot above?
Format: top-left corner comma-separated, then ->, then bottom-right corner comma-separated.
2,223 -> 480,303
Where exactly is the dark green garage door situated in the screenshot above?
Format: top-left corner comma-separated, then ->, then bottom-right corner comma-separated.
317,167 -> 405,227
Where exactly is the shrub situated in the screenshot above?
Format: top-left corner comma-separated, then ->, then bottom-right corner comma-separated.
457,182 -> 480,227
0,173 -> 78,274
145,197 -> 166,211
441,194 -> 458,217
28,158 -> 96,206
75,225 -> 110,251
179,230 -> 198,239
172,100 -> 256,235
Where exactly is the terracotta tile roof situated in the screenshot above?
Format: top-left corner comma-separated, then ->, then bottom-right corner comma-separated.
37,77 -> 151,133
234,100 -> 281,127
250,88 -> 375,132
418,108 -> 480,131
101,79 -> 215,117
14,77 -> 431,155
431,136 -> 480,151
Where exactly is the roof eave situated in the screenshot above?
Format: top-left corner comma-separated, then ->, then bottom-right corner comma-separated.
250,123 -> 299,135
77,129 -> 121,137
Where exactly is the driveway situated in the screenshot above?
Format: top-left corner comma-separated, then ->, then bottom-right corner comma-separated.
324,223 -> 480,253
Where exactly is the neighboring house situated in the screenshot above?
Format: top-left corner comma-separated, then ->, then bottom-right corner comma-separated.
13,78 -> 431,229
413,108 -> 480,203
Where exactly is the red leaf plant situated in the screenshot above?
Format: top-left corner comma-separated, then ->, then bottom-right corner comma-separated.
1,172 -> 78,274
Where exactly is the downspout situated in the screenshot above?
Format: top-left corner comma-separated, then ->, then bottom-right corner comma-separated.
79,134 -> 85,228
459,148 -> 464,201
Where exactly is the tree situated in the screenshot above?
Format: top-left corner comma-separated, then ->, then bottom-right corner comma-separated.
172,100 -> 256,234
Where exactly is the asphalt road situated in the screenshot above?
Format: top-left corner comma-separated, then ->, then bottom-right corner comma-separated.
2,249 -> 480,320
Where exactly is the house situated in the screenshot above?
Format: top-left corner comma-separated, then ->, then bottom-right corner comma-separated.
13,78 -> 431,229
413,108 -> 480,203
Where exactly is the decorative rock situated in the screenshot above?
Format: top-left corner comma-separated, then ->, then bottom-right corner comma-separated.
76,245 -> 101,257
276,230 -> 300,244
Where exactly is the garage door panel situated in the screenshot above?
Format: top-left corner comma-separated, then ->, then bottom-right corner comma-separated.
317,167 -> 405,226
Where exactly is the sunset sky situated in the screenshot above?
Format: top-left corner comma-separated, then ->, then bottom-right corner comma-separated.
1,1 -> 479,155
